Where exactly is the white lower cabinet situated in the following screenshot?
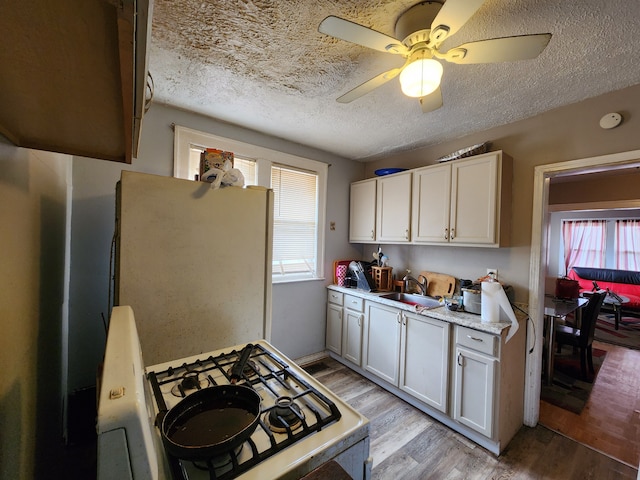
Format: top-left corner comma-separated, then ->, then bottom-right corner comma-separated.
400,311 -> 450,413
326,292 -> 344,355
327,288 -> 525,455
343,294 -> 364,366
453,345 -> 497,437
452,326 -> 498,438
363,302 -> 401,385
363,303 -> 450,415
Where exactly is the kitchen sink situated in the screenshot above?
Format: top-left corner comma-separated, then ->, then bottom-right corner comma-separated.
379,292 -> 443,309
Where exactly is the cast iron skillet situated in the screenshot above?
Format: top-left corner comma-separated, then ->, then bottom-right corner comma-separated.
161,344 -> 261,460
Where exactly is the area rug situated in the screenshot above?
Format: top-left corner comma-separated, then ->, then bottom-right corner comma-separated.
594,313 -> 640,350
540,346 -> 606,414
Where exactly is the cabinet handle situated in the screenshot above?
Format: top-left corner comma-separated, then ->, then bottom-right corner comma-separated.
467,335 -> 483,342
405,229 -> 409,240
457,352 -> 464,366
450,228 -> 455,240
358,315 -> 362,327
444,228 -> 448,240
145,71 -> 154,113
370,230 -> 375,239
397,312 -> 401,324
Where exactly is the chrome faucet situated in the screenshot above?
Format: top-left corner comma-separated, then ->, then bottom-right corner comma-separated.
403,271 -> 428,296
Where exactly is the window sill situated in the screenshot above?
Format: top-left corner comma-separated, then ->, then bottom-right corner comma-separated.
272,276 -> 326,285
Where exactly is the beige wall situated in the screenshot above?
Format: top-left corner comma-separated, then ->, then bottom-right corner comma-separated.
362,84 -> 640,301
0,140 -> 71,479
549,170 -> 640,204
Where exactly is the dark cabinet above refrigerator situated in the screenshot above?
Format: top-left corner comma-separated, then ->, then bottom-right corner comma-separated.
0,0 -> 152,163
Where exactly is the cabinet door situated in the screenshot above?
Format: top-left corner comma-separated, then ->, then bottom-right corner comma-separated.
343,309 -> 363,366
399,312 -> 450,413
453,345 -> 496,438
363,302 -> 401,385
376,172 -> 412,243
349,179 -> 377,243
326,303 -> 343,355
411,164 -> 451,243
450,154 -> 499,245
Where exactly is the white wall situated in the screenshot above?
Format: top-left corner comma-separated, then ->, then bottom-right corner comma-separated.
0,138 -> 71,479
67,103 -> 363,392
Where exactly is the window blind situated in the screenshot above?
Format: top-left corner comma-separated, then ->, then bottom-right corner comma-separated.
271,165 -> 318,277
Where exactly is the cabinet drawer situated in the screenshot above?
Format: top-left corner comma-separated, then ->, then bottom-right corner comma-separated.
344,294 -> 364,312
328,291 -> 344,306
455,326 -> 498,357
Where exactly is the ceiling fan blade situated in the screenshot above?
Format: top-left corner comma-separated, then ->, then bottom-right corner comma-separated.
337,68 -> 403,103
441,33 -> 552,64
420,88 -> 443,113
319,16 -> 408,55
429,0 -> 486,46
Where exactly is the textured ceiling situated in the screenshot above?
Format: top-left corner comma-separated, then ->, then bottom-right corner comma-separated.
149,0 -> 640,161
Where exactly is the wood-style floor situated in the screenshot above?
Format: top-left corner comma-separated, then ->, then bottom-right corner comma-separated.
539,340 -> 640,468
310,356 -> 638,480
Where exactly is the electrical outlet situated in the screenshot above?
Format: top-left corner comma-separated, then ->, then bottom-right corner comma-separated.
487,268 -> 498,280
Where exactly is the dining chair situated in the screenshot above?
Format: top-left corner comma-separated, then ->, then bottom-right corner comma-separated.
554,291 -> 606,381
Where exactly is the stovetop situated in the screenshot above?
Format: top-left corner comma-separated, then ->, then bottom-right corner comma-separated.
145,341 -> 362,480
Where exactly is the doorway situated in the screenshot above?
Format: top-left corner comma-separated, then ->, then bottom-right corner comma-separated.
524,148 -> 640,426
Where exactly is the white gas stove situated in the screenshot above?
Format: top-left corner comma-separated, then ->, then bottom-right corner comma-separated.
97,306 -> 371,479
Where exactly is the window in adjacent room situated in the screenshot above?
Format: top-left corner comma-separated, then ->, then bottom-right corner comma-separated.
562,219 -> 606,271
173,125 -> 327,283
615,219 -> 640,270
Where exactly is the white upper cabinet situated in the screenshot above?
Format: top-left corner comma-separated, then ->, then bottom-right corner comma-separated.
350,151 -> 512,247
349,179 -> 377,243
450,154 -> 501,245
376,171 -> 412,243
412,151 -> 512,247
411,164 -> 452,243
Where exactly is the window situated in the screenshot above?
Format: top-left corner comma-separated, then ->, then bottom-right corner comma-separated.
615,219 -> 640,270
271,165 -> 319,277
174,126 -> 327,283
562,220 -> 606,271
560,217 -> 640,273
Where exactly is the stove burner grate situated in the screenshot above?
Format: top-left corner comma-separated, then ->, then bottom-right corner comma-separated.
264,396 -> 304,433
170,371 -> 210,397
147,343 -> 343,480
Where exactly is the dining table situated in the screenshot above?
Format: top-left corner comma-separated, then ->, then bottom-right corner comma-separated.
583,290 -> 629,329
543,295 -> 589,385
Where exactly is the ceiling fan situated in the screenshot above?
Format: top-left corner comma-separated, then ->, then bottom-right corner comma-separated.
318,0 -> 552,112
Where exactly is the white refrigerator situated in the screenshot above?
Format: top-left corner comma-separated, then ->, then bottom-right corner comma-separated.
114,170 -> 273,366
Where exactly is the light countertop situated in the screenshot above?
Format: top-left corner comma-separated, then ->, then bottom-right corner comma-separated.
327,285 -> 525,338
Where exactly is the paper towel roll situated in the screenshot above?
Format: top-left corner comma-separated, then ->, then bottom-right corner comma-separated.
481,281 -> 519,342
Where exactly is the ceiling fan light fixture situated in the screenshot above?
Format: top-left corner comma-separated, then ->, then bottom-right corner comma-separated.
399,58 -> 443,98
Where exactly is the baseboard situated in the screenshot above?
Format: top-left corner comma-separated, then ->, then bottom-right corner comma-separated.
294,351 -> 329,367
